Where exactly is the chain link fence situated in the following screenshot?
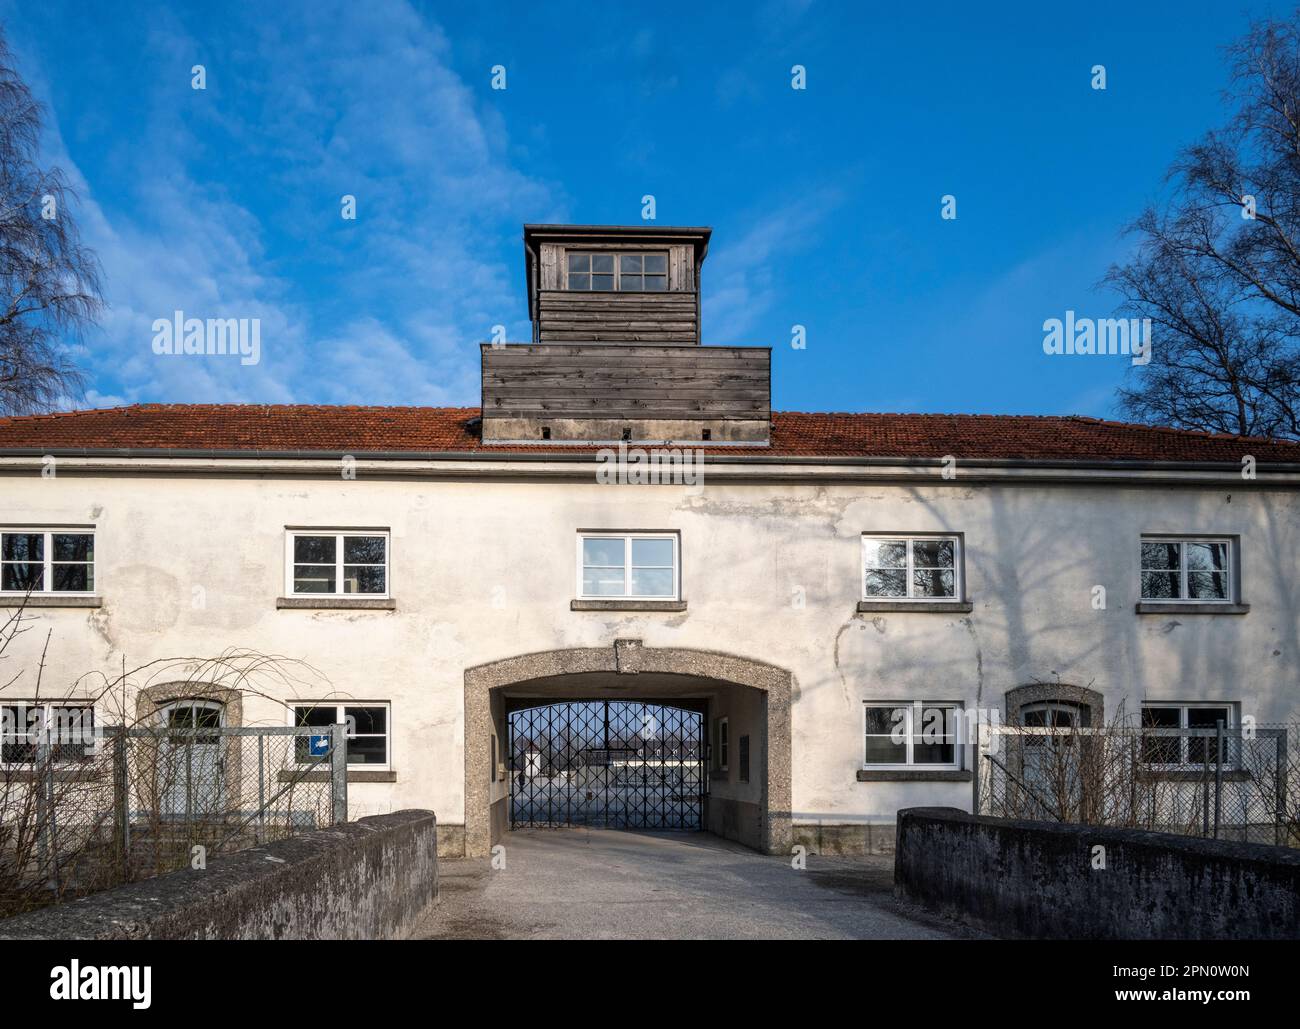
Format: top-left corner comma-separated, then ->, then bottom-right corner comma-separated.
975,723 -> 1296,848
0,721 -> 348,917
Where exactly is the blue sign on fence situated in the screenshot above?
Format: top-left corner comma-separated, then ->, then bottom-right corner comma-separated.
308,734 -> 330,757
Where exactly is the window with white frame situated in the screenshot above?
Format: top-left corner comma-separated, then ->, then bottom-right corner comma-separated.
1141,703 -> 1236,768
0,702 -> 95,764
577,532 -> 679,600
862,535 -> 961,601
287,531 -> 389,597
864,702 -> 962,769
292,702 -> 390,768
0,530 -> 95,594
1140,537 -> 1234,602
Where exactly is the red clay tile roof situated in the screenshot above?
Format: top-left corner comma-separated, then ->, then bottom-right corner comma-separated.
0,404 -> 1294,464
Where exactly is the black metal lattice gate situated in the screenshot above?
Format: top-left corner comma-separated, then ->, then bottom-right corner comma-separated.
509,700 -> 706,830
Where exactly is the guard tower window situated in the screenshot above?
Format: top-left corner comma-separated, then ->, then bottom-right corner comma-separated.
566,251 -> 667,291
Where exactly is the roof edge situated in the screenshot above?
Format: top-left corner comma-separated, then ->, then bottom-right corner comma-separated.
1,445 -> 1298,474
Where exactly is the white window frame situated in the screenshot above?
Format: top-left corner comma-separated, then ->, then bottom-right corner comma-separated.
1140,702 -> 1237,770
285,529 -> 391,599
861,534 -> 963,602
0,701 -> 97,768
863,701 -> 963,771
576,531 -> 680,600
1139,536 -> 1236,604
289,701 -> 392,771
0,528 -> 97,596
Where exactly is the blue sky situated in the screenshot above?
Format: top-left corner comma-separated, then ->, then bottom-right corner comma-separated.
1,0 -> 1287,416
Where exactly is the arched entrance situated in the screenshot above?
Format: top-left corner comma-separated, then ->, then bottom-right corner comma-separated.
464,640 -> 792,856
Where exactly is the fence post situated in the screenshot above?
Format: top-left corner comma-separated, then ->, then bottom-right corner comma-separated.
43,735 -> 60,893
1213,720 -> 1223,839
970,722 -> 982,816
257,734 -> 266,844
1202,736 -> 1211,837
330,722 -> 348,825
1129,735 -> 1138,827
112,725 -> 129,878
1277,728 -> 1289,847
186,725 -> 194,826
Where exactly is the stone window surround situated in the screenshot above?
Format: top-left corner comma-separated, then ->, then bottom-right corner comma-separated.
571,599 -> 687,612
0,595 -> 102,608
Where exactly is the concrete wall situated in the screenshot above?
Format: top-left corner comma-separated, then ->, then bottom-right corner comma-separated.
895,807 -> 1300,939
0,469 -> 1297,851
706,682 -> 767,848
0,811 -> 438,940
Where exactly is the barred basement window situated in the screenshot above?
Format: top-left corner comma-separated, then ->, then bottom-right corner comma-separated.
565,251 -> 667,291
0,530 -> 95,594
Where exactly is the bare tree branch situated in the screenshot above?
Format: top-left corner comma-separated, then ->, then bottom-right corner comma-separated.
0,27 -> 99,415
1105,16 -> 1300,440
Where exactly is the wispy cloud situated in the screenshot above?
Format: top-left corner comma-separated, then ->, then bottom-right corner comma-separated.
7,0 -> 560,408
704,189 -> 840,343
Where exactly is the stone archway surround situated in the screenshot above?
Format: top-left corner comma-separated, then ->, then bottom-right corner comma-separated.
132,682 -> 246,817
463,639 -> 792,857
134,682 -> 245,727
1003,682 -> 1105,726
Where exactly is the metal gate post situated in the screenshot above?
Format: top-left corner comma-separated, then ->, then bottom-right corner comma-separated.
330,722 -> 348,825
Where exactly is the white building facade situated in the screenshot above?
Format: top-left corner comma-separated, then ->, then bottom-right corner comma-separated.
0,225 -> 1296,857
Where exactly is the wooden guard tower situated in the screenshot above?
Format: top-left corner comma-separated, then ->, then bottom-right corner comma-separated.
480,224 -> 771,445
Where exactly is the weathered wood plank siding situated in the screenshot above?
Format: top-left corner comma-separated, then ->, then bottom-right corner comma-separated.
506,226 -> 764,440
536,290 -> 699,343
481,344 -> 770,421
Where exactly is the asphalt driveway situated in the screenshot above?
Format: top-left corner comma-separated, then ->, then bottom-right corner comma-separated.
411,828 -> 982,940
